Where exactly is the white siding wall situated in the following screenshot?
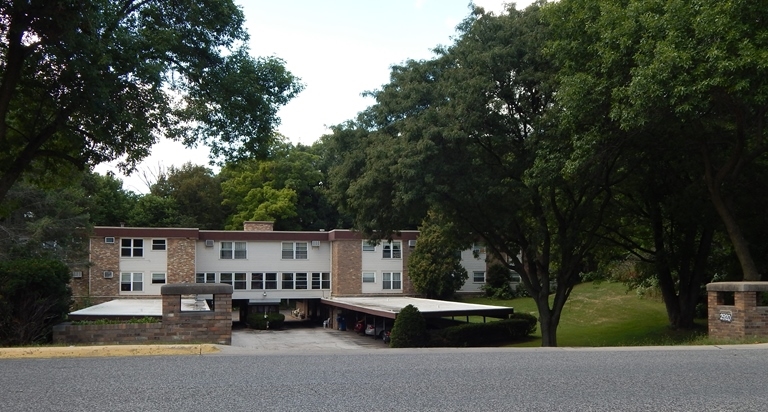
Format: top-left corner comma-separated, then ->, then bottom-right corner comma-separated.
458,249 -> 487,294
119,238 -> 168,295
361,241 -> 405,294
196,240 -> 332,300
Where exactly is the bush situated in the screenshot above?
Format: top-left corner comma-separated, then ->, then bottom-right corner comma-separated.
430,314 -> 538,347
0,259 -> 72,346
246,312 -> 285,330
390,304 -> 427,348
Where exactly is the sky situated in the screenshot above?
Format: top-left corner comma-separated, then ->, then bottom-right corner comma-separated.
99,0 -> 533,193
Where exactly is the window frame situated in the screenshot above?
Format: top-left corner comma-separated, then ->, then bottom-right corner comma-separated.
120,238 -> 144,257
151,239 -> 166,251
473,271 -> 486,283
233,272 -> 247,290
382,241 -> 402,259
195,272 -> 216,283
382,272 -> 402,290
120,272 -> 143,292
151,272 -> 166,284
220,241 -> 247,259
282,242 -> 309,260
362,272 -> 376,283
281,272 -> 294,289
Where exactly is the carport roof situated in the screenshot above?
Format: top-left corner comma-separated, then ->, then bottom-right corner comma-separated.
321,297 -> 514,319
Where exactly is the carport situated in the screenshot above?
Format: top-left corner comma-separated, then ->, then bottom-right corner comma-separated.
320,297 -> 514,339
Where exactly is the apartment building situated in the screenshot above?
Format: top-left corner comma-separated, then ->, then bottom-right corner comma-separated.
72,221 -> 489,320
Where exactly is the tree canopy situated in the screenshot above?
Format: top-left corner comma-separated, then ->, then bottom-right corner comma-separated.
0,0 -> 303,205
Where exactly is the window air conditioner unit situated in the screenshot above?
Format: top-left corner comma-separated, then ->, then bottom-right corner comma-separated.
104,237 -> 115,244
72,271 -> 83,279
311,240 -> 321,247
408,240 -> 417,247
103,271 -> 114,279
205,239 -> 214,247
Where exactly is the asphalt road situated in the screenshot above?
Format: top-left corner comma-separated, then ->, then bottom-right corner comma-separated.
2,346 -> 766,411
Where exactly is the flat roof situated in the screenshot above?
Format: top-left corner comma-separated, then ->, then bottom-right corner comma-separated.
69,299 -> 208,319
321,297 -> 514,319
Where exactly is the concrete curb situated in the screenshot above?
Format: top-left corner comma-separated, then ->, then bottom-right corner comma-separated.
0,344 -> 220,359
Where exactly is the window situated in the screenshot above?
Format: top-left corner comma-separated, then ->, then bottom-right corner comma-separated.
151,273 -> 166,284
362,241 -> 375,252
295,273 -> 308,289
251,273 -> 263,289
196,272 -> 216,283
121,239 -> 143,257
383,272 -> 402,290
382,241 -> 401,259
265,273 -> 278,289
120,272 -> 143,291
311,272 -> 330,289
233,272 -> 247,290
362,272 -> 376,283
282,242 -> 308,259
221,241 -> 247,259
282,273 -> 294,289
473,271 -> 486,283
220,273 -> 233,285
152,239 -> 166,251
321,272 -> 330,289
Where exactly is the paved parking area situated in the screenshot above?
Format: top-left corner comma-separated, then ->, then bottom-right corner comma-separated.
223,323 -> 388,354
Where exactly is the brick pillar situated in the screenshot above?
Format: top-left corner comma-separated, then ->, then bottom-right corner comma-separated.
707,282 -> 768,340
332,239 -> 362,296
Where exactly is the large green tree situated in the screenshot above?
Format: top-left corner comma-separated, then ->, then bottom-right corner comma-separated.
0,0 -> 302,205
150,163 -> 227,229
221,142 -> 339,231
328,4 -> 618,346
548,0 -> 768,281
407,211 -> 469,300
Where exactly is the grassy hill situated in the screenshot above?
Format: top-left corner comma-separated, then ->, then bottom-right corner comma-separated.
463,281 -> 714,347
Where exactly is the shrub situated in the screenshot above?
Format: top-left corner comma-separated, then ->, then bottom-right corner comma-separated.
0,259 -> 72,346
246,312 -> 285,330
390,304 -> 427,348
430,314 -> 538,347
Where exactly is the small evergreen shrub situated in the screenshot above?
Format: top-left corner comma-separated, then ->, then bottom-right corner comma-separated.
390,304 -> 427,348
247,312 -> 285,330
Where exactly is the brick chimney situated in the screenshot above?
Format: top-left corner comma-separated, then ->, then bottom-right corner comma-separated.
243,221 -> 274,231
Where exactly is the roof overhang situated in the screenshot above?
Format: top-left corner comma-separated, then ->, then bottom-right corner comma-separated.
321,297 -> 513,320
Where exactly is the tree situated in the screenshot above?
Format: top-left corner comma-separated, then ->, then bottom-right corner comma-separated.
150,163 -> 227,229
328,4 -> 617,346
80,171 -> 138,226
548,0 -> 768,281
0,259 -> 72,345
0,0 -> 303,205
0,179 -> 90,266
221,142 -> 340,231
407,211 -> 469,299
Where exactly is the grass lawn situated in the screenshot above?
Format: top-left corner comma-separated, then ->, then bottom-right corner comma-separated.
462,281 -> 714,347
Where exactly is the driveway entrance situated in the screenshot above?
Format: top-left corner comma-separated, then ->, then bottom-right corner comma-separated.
230,322 -> 388,352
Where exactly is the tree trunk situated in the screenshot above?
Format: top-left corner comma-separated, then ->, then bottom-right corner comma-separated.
533,294 -> 560,347
707,184 -> 759,281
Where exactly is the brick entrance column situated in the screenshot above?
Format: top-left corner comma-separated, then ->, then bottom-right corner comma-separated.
706,281 -> 768,340
161,283 -> 233,345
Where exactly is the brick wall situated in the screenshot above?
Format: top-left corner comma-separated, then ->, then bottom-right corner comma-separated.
54,284 -> 233,345
167,238 -> 196,283
707,282 -> 768,340
243,221 -> 274,231
332,240 -> 362,296
86,236 -> 120,304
